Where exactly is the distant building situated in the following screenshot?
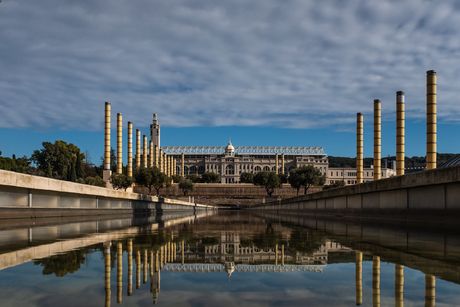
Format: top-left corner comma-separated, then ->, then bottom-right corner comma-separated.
326,166 -> 396,185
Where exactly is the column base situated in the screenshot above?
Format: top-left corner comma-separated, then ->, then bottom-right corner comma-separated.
103,170 -> 112,188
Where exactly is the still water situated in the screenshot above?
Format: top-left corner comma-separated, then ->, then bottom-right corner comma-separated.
0,212 -> 460,306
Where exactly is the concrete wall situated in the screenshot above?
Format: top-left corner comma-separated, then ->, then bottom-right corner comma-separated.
251,166 -> 460,215
0,170 -> 215,218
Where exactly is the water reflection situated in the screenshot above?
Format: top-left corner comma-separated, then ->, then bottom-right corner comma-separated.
1,212 -> 460,306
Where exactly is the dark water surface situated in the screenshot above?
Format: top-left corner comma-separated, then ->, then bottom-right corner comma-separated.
1,211 -> 460,306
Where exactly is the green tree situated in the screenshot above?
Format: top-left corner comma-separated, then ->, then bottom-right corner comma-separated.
186,174 -> 201,183
253,171 -> 281,197
201,172 -> 220,183
31,140 -> 85,181
179,178 -> 194,196
239,172 -> 254,183
289,165 -> 325,195
111,173 -> 133,191
278,173 -> 288,184
135,167 -> 170,196
0,153 -> 31,173
84,176 -> 106,187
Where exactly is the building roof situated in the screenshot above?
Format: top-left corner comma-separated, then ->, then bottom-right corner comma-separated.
161,145 -> 326,156
440,155 -> 460,168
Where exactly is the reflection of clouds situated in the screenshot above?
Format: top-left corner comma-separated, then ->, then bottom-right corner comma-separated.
2,1 -> 460,130
1,255 -> 460,306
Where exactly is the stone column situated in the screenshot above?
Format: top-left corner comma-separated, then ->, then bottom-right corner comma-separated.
395,264 -> 404,307
155,250 -> 160,272
117,242 -> 123,304
396,91 -> 405,176
104,242 -> 111,307
181,153 -> 185,177
143,135 -> 148,168
143,249 -> 148,284
356,113 -> 364,184
356,251 -> 363,306
127,122 -> 133,177
275,154 -> 279,174
425,274 -> 436,307
373,100 -> 381,180
281,244 -> 285,266
136,249 -> 141,289
275,243 -> 278,265
149,141 -> 154,168
116,113 -> 123,175
154,145 -> 158,168
127,239 -> 133,296
103,102 -> 112,182
136,129 -> 141,169
281,154 -> 285,175
426,70 -> 437,170
181,240 -> 185,265
373,256 -> 381,307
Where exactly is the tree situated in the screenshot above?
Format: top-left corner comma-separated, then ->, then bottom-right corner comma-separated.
289,165 -> 325,195
135,167 -> 170,196
179,179 -> 194,196
253,171 -> 281,197
186,174 -> 201,183
84,176 -> 106,187
239,172 -> 254,183
111,173 -> 133,191
31,140 -> 85,181
0,153 -> 31,173
278,173 -> 288,184
201,172 -> 220,183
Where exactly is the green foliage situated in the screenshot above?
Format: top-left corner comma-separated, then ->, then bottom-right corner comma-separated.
201,236 -> 219,246
31,140 -> 85,181
34,249 -> 88,277
135,167 -> 170,196
278,173 -> 288,184
111,173 -> 133,191
179,178 -> 194,196
323,180 -> 346,190
186,174 -> 201,183
0,153 -> 31,173
253,171 -> 281,197
172,174 -> 182,183
239,172 -> 254,183
253,224 -> 283,250
83,176 -> 105,187
201,172 -> 220,183
288,165 -> 325,195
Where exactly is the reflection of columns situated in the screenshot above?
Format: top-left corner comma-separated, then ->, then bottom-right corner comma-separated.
356,251 -> 363,306
143,135 -> 148,168
155,250 -> 159,272
281,244 -> 285,266
373,100 -> 381,180
136,249 -> 141,289
104,242 -> 112,307
275,154 -> 279,174
275,243 -> 278,265
143,249 -> 148,284
395,264 -> 404,307
116,242 -> 123,304
281,154 -> 285,175
104,102 -> 111,171
127,122 -> 133,177
181,241 -> 185,264
150,250 -> 154,276
426,70 -> 437,170
373,256 -> 381,307
396,91 -> 405,176
356,112 -> 364,184
181,153 -> 185,177
116,113 -> 123,174
136,130 -> 141,169
127,239 -> 133,296
160,245 -> 164,267
425,274 -> 436,307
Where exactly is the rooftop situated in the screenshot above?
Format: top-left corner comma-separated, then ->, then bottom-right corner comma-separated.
161,145 -> 326,156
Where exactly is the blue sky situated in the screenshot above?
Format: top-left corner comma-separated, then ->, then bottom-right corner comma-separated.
1,0 -> 460,161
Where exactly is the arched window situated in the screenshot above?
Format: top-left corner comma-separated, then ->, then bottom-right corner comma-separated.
225,165 -> 234,175
190,165 -> 197,174
254,166 -> 262,173
263,166 -> 270,171
184,166 -> 189,175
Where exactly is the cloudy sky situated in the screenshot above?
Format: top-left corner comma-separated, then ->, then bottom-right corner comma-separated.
1,0 -> 460,158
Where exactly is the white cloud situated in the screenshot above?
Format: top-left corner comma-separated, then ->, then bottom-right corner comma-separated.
1,0 -> 460,130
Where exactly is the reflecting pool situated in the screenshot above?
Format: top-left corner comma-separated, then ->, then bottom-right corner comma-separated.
1,212 -> 460,306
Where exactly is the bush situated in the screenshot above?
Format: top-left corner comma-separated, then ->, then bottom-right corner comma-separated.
239,172 -> 254,183
110,173 -> 133,191
253,172 -> 281,197
179,179 -> 194,196
201,172 -> 220,183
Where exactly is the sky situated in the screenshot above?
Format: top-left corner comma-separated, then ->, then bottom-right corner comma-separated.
1,0 -> 460,161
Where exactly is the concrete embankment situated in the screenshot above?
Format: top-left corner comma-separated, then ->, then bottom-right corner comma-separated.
0,170 -> 216,218
249,166 -> 460,221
